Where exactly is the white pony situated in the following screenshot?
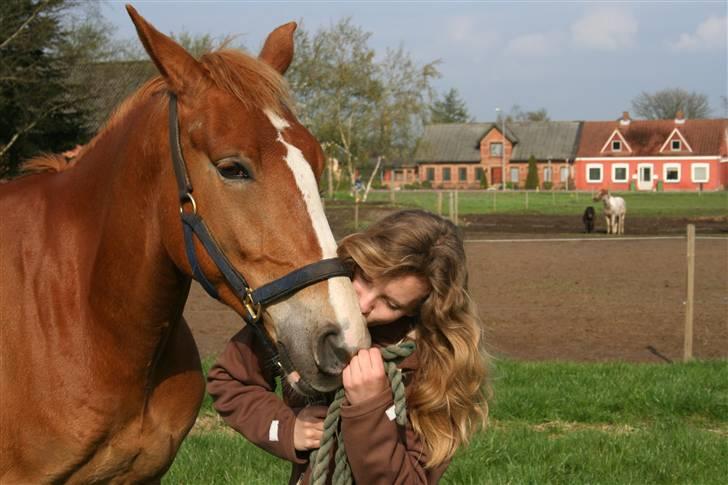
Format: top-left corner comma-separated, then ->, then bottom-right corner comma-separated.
593,188 -> 626,235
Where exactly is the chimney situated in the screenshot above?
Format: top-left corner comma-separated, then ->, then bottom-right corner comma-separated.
675,111 -> 685,124
620,111 -> 631,126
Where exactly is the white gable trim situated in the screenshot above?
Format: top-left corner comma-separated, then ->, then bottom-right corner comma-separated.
576,155 -> 718,162
600,129 -> 632,154
659,128 -> 693,153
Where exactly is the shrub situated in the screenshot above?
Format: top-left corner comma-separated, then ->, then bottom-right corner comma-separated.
525,155 -> 539,190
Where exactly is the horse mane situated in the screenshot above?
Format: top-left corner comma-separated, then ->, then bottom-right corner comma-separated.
18,48 -> 292,177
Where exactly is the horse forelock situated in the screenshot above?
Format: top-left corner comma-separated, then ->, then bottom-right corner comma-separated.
200,49 -> 293,117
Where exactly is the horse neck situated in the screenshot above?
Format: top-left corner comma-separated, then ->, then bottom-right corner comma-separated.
74,97 -> 190,356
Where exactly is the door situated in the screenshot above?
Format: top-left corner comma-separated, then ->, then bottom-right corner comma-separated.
638,164 -> 653,191
491,167 -> 502,186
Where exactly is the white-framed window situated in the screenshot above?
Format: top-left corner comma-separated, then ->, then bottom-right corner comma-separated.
543,166 -> 552,182
611,140 -> 621,151
663,164 -> 681,183
586,163 -> 603,183
490,142 -> 503,157
671,139 -> 681,151
612,163 -> 629,183
691,163 -> 709,183
510,167 -> 519,183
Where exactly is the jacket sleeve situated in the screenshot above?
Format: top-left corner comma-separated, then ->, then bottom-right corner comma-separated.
340,388 -> 448,484
206,327 -> 306,465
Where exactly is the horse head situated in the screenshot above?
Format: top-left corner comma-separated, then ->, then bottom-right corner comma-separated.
593,188 -> 609,202
127,7 -> 369,393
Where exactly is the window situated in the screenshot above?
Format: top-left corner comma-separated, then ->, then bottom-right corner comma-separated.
490,143 -> 503,157
586,164 -> 603,183
543,167 -> 552,182
671,139 -> 681,151
664,164 -> 680,183
475,167 -> 484,181
458,167 -> 467,181
691,163 -> 709,183
612,164 -> 628,183
426,167 -> 435,181
612,140 -> 621,151
443,167 -> 451,181
560,166 -> 569,183
510,167 -> 519,183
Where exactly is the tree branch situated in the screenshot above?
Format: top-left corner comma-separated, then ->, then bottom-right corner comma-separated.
0,0 -> 51,50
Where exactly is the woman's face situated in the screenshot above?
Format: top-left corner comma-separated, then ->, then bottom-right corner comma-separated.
352,267 -> 430,326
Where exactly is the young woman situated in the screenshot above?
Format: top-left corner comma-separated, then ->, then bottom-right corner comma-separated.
207,209 -> 490,484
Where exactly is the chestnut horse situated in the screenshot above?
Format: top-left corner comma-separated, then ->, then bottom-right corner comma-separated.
0,6 -> 369,483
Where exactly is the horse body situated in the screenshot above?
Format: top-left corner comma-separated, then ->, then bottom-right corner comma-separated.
594,189 -> 626,235
1,7 -> 368,482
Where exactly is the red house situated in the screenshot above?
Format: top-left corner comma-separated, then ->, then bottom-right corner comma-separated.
575,112 -> 728,191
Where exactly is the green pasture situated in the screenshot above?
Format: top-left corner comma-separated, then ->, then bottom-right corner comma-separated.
164,359 -> 728,484
346,190 -> 728,217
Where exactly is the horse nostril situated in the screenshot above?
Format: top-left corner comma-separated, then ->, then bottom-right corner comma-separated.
314,324 -> 351,376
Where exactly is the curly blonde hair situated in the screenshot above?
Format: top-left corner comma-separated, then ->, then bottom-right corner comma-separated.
338,209 -> 490,467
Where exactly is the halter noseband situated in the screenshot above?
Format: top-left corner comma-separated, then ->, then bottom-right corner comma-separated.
167,93 -> 351,374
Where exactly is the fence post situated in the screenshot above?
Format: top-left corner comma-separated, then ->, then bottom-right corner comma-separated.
493,190 -> 496,212
683,224 -> 695,362
525,191 -> 529,210
454,190 -> 459,225
354,200 -> 359,230
437,191 -> 443,216
390,183 -> 395,204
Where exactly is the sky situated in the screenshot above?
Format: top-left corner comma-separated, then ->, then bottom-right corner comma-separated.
102,1 -> 728,122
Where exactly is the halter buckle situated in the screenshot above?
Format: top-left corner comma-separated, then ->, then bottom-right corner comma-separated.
243,288 -> 262,322
179,193 -> 197,215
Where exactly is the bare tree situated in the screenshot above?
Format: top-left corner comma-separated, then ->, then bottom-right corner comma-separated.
631,88 -> 711,119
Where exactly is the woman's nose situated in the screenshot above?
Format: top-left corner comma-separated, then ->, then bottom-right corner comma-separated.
358,290 -> 375,315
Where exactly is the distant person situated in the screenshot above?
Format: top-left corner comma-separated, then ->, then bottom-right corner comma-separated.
208,209 -> 490,484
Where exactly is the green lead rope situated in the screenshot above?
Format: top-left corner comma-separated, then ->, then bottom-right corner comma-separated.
309,341 -> 416,485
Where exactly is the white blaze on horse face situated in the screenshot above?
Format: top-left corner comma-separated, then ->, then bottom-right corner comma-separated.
265,111 -> 364,347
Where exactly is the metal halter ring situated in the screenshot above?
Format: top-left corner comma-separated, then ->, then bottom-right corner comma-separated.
243,288 -> 262,322
179,193 -> 197,215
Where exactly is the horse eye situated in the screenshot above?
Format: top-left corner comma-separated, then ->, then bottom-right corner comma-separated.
217,161 -> 251,180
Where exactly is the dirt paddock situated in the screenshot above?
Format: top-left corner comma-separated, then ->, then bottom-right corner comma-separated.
184,211 -> 727,363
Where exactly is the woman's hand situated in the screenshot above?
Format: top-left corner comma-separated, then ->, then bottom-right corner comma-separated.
293,405 -> 327,451
343,348 -> 388,405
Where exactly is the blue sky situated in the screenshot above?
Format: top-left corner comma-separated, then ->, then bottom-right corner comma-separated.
103,1 -> 727,121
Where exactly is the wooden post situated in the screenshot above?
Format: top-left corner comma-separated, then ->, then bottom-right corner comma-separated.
437,191 -> 443,216
327,159 -> 334,199
683,224 -> 695,362
354,200 -> 359,230
492,190 -> 496,212
454,190 -> 459,225
525,191 -> 529,210
390,183 -> 395,204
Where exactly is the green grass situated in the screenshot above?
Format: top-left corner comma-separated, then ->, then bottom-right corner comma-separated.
350,190 -> 728,217
164,359 -> 728,484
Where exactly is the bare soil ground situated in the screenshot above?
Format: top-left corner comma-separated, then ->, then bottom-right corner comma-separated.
184,206 -> 728,363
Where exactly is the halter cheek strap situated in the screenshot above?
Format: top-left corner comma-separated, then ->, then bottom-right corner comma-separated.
167,93 -> 351,374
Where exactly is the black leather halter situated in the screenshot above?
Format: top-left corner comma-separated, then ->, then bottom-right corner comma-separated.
167,93 -> 351,374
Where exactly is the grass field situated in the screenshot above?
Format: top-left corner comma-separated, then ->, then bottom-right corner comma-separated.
352,190 -> 728,217
163,359 -> 728,484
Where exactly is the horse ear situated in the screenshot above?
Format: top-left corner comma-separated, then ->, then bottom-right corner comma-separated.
258,22 -> 297,74
126,5 -> 205,94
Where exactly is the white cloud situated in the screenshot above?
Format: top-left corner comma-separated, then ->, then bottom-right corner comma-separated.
446,15 -> 500,49
506,32 -> 563,56
571,7 -> 638,51
670,15 -> 727,51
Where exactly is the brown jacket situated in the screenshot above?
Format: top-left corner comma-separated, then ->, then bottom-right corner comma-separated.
207,319 -> 449,484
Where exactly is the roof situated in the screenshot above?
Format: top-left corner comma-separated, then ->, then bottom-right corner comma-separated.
414,121 -> 581,163
577,119 -> 728,158
71,60 -> 157,133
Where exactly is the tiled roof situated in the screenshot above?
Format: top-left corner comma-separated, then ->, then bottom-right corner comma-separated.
414,121 -> 581,163
71,60 -> 157,133
577,119 -> 728,157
